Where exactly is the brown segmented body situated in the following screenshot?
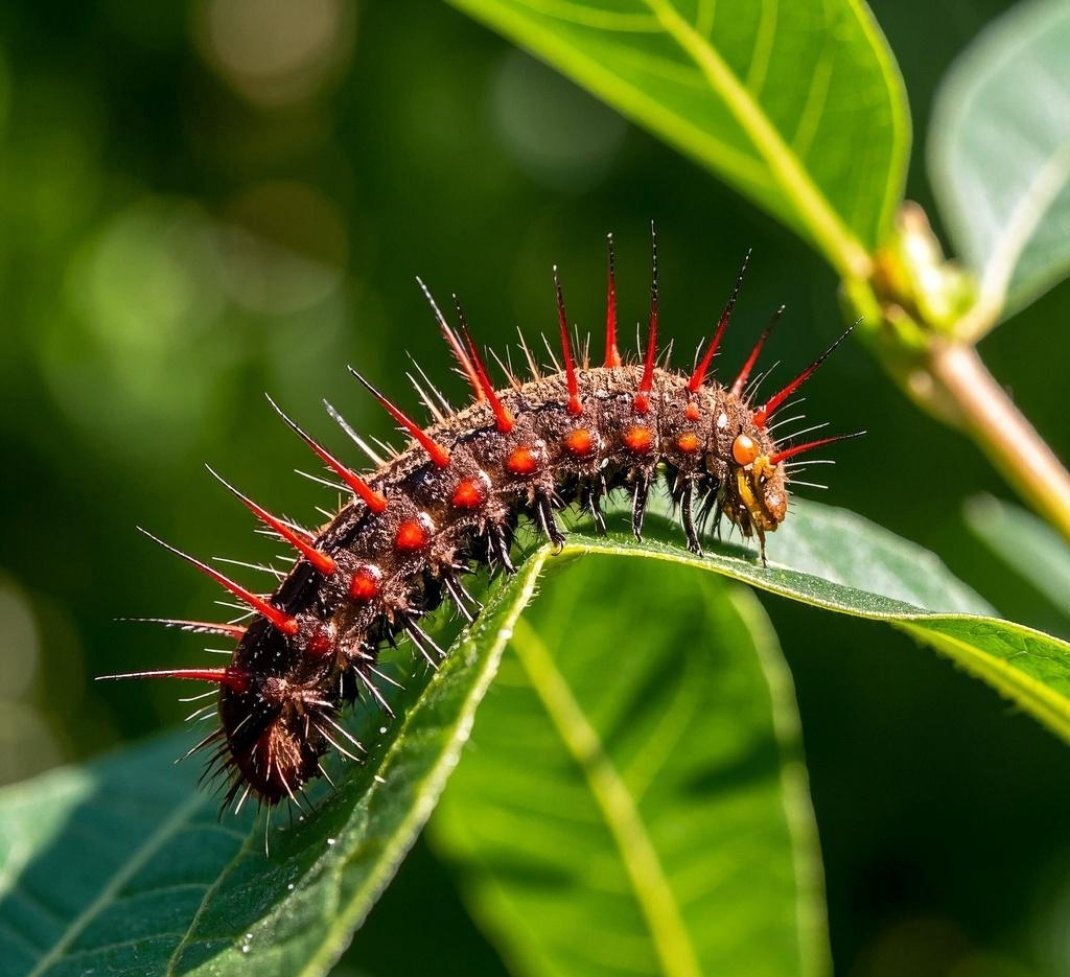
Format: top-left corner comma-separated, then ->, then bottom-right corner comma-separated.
218,366 -> 785,803
107,236 -> 857,809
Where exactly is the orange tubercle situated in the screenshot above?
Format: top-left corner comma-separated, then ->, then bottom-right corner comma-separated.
684,402 -> 701,422
451,477 -> 487,509
623,425 -> 654,453
564,428 -> 596,457
349,566 -> 382,601
395,518 -> 431,552
506,445 -> 541,475
676,432 -> 701,454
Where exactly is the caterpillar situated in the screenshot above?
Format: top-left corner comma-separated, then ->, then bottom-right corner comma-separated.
103,230 -> 858,811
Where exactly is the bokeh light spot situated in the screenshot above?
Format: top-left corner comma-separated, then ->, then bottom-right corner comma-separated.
491,50 -> 627,190
219,180 -> 347,315
198,0 -> 355,107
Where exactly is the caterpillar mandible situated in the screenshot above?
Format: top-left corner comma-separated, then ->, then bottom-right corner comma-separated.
103,228 -> 858,810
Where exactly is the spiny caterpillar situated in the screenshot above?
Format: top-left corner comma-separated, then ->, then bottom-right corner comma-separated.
103,230 -> 858,810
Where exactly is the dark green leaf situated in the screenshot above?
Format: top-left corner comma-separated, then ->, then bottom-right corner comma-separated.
0,555 -> 546,977
965,494 -> 1070,622
445,0 -> 910,273
432,557 -> 829,977
574,498 -> 1070,744
4,499 -> 1069,976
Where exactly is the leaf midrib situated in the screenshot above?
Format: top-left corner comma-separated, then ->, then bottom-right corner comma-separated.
640,0 -> 872,278
510,616 -> 703,977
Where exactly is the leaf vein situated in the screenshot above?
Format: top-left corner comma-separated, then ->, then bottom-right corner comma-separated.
640,0 -> 870,277
24,792 -> 206,977
511,617 -> 703,977
791,44 -> 834,160
744,0 -> 779,96
514,0 -> 660,32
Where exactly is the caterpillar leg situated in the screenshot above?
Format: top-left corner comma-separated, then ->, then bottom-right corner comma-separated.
631,469 -> 652,541
679,481 -> 702,556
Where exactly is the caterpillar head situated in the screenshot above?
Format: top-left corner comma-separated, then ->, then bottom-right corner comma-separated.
727,432 -> 788,534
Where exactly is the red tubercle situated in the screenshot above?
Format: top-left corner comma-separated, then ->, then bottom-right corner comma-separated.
604,233 -> 621,368
754,325 -> 854,428
564,428 -> 596,457
553,267 -> 583,416
730,304 -> 784,398
688,249 -> 751,393
138,528 -> 298,636
395,517 -> 432,552
451,476 -> 488,509
267,395 -> 388,514
349,565 -> 383,601
350,368 -> 452,468
306,626 -> 335,658
208,467 -> 336,576
684,402 -> 701,422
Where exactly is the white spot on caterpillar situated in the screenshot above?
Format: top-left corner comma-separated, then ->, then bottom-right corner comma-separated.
717,412 -> 728,429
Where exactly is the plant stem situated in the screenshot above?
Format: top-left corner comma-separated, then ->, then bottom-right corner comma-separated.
853,205 -> 1070,545
925,340 -> 1070,543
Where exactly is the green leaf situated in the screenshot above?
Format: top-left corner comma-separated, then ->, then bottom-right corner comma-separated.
5,499 -> 1070,976
573,498 -> 1070,743
432,558 -> 829,977
0,554 -> 546,977
965,494 -> 1070,622
929,0 -> 1070,329
445,0 -> 909,276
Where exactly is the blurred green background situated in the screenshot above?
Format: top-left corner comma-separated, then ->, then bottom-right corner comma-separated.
1,1 -> 1068,974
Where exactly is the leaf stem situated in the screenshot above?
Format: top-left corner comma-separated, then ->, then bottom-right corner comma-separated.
855,205 -> 1070,544
923,340 -> 1070,543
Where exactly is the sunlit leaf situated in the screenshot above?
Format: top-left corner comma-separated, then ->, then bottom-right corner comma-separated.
433,558 -> 830,977
4,499 -> 1069,976
580,498 -> 1070,743
446,0 -> 910,275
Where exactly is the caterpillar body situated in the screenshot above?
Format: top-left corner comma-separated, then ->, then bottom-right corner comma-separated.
105,232 -> 856,810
